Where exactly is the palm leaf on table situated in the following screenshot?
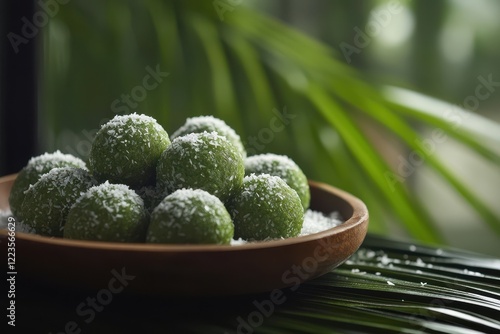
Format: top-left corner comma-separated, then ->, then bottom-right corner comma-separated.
169,236 -> 500,334
45,0 -> 500,245
15,235 -> 500,333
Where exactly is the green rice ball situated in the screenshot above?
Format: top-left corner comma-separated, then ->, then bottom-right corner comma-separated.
146,189 -> 234,244
245,153 -> 310,210
156,131 -> 244,203
226,174 -> 304,240
88,113 -> 170,188
9,151 -> 87,220
171,115 -> 246,158
64,182 -> 148,242
20,167 -> 97,237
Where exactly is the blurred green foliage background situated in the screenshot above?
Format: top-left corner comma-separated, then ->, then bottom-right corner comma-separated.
39,0 -> 500,255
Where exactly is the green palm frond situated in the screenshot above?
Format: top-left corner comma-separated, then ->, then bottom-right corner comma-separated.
27,2 -> 500,332
43,1 -> 500,245
187,236 -> 500,333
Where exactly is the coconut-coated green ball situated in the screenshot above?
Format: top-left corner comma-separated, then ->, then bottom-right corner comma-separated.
156,131 -> 244,203
226,174 -> 304,241
171,116 -> 246,158
146,189 -> 234,244
245,153 -> 310,210
88,113 -> 170,189
64,182 -> 148,242
9,151 -> 87,220
20,167 -> 97,237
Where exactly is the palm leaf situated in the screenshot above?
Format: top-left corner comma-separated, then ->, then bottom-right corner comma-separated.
29,2 -> 500,333
43,1 -> 500,246
18,235 -> 499,333
183,235 -> 500,333
306,85 -> 441,242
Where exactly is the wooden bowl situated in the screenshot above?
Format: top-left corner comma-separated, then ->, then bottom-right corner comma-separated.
0,174 -> 368,296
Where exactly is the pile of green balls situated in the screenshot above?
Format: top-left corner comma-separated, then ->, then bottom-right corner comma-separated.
9,113 -> 310,244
